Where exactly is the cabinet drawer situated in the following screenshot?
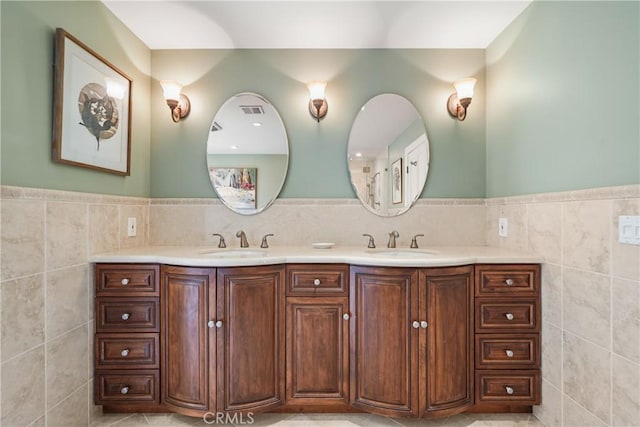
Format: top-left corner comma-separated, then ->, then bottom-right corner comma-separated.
476,370 -> 540,405
96,264 -> 159,296
476,334 -> 539,369
475,265 -> 539,296
95,333 -> 159,369
287,264 -> 349,296
95,370 -> 159,405
96,298 -> 159,332
475,298 -> 539,332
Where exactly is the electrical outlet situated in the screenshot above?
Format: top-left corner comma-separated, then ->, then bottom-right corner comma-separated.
619,215 -> 640,245
498,217 -> 508,237
127,217 -> 137,237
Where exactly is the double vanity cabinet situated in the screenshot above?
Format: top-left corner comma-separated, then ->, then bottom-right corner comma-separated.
94,257 -> 540,419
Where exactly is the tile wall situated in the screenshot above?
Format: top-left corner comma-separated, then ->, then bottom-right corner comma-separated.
486,185 -> 640,427
149,198 -> 487,247
2,183 -> 638,427
0,186 -> 149,426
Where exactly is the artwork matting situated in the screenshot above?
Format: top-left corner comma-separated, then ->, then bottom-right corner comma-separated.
52,28 -> 132,175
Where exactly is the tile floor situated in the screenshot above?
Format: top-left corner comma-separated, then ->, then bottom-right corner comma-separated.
90,411 -> 545,427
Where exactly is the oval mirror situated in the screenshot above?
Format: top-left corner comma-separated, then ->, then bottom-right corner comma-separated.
207,93 -> 289,215
347,94 -> 429,216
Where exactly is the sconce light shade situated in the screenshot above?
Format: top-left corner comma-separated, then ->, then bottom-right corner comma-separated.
160,80 -> 191,123
105,77 -> 126,100
447,77 -> 476,121
307,81 -> 328,122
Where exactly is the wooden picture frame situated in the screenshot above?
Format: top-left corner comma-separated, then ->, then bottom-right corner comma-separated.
391,158 -> 403,204
52,28 -> 132,175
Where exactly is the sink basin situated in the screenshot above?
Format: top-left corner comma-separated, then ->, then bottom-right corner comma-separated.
366,249 -> 439,258
199,249 -> 268,258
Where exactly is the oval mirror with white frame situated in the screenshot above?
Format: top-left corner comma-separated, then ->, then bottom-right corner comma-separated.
347,94 -> 429,216
207,93 -> 289,215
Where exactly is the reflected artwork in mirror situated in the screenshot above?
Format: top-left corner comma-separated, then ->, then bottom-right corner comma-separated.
207,93 -> 289,215
347,94 -> 429,216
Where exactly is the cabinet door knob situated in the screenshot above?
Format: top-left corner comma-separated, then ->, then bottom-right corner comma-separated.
313,278 -> 321,286
121,313 -> 130,321
505,349 -> 514,358
505,278 -> 514,286
120,386 -> 130,395
121,348 -> 130,357
343,313 -> 350,320
420,321 -> 428,329
412,321 -> 420,329
505,313 -> 514,321
505,386 -> 514,395
207,320 -> 214,328
215,320 -> 223,328
121,278 -> 130,285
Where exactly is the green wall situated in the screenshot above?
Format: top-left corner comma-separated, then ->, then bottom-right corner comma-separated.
486,1 -> 640,197
150,49 -> 486,199
1,1 -> 151,197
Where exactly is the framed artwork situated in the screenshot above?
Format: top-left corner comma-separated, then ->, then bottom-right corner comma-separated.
209,167 -> 257,210
52,28 -> 132,175
391,158 -> 403,204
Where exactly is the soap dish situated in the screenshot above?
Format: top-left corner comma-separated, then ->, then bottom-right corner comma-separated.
312,242 -> 335,249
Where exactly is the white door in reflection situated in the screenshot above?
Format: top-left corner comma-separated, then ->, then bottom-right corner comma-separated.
404,134 -> 429,207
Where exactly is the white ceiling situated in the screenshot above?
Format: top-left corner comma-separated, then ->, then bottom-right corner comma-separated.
102,0 -> 533,49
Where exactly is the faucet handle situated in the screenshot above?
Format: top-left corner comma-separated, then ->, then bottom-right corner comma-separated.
362,233 -> 376,249
212,233 -> 226,248
410,234 -> 424,249
261,234 -> 274,248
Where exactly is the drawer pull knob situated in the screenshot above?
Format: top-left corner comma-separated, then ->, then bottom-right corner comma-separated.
120,386 -> 129,395
120,349 -> 130,357
121,278 -> 130,286
505,349 -> 514,358
121,313 -> 130,321
412,321 -> 420,329
505,313 -> 514,321
420,321 -> 428,329
313,278 -> 321,286
215,320 -> 223,328
505,386 -> 514,395
505,278 -> 514,286
343,313 -> 350,320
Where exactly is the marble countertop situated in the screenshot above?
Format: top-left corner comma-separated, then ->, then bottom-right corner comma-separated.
90,245 -> 542,268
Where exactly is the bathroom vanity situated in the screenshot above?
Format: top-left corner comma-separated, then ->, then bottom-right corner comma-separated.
92,247 -> 540,419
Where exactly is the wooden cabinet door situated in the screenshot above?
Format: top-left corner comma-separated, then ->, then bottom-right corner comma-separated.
420,265 -> 473,417
162,266 -> 216,415
350,266 -> 419,417
286,297 -> 349,407
217,265 -> 285,413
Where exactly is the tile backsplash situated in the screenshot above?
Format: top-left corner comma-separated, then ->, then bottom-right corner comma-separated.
487,184 -> 640,427
0,186 -> 149,426
1,183 -> 638,426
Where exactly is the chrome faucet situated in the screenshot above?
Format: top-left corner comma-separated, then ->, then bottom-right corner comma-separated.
261,234 -> 274,248
236,230 -> 249,248
362,233 -> 376,248
387,230 -> 399,248
410,234 -> 424,248
212,233 -> 226,248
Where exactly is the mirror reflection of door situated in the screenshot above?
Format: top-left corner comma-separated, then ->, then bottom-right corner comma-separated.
404,134 -> 429,207
347,94 -> 430,217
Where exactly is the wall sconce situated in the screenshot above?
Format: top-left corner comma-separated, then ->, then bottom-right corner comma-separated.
160,80 -> 191,123
447,78 -> 476,121
307,81 -> 328,122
